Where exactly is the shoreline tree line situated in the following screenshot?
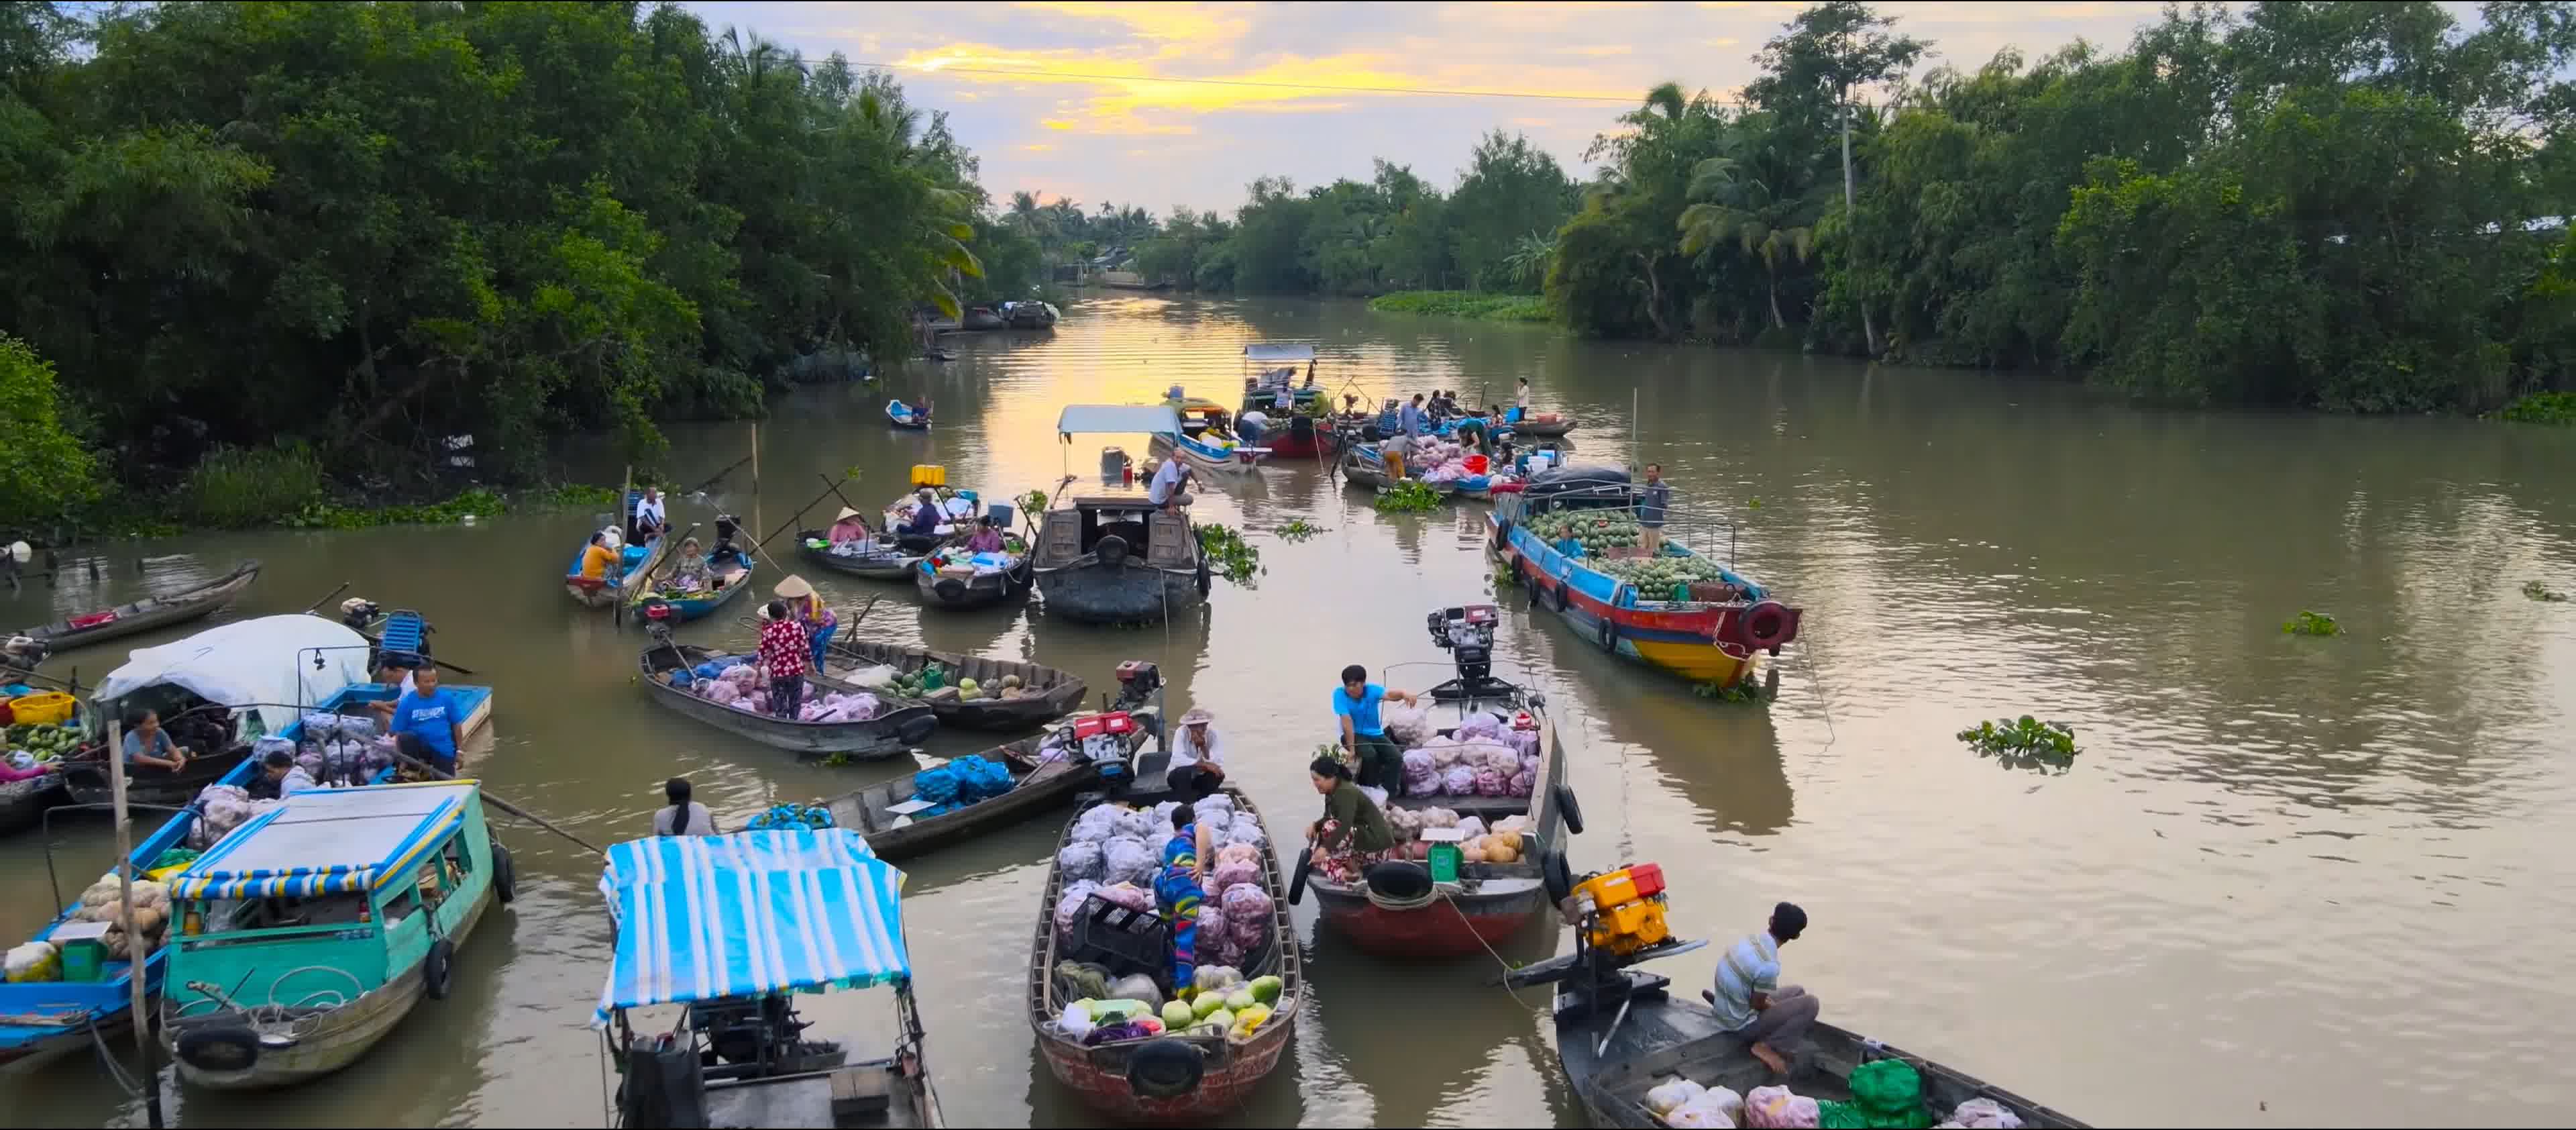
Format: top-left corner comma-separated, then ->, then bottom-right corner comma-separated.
1022,2 -> 2574,417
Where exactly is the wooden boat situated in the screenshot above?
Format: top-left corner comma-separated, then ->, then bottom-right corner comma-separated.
1337,443 -> 1456,497
1304,676 -> 1571,958
162,780 -> 511,1089
1149,400 -> 1263,474
826,640 -> 1086,731
0,771 -> 66,836
598,830 -> 943,1129
961,305 -> 1006,331
1028,788 -> 1299,1122
888,399 -> 932,430
1491,466 -> 1800,688
1510,411 -> 1577,437
912,546 -> 1034,611
1030,488 -> 1205,625
566,493 -> 666,609
640,641 -> 937,759
1004,300 -> 1059,329
2,617 -> 496,1074
5,560 -> 260,656
822,715 -> 1152,860
1550,1002 -> 2088,1128
1243,412 -> 1338,461
631,546 -> 754,625
799,528 -> 934,581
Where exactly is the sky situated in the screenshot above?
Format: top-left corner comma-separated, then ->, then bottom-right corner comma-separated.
678,1 -> 2400,217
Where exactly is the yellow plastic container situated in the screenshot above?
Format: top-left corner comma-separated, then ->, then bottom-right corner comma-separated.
910,464 -> 947,488
8,692 -> 75,725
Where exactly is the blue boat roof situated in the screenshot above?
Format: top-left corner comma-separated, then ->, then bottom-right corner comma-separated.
172,781 -> 478,900
592,829 -> 910,1027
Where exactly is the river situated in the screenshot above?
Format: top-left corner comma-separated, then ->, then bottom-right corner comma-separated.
5,294 -> 2573,1127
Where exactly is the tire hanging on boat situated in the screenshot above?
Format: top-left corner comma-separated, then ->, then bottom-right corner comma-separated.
1554,783 -> 1585,836
1551,577 -> 1570,613
424,937 -> 455,1001
1597,615 -> 1616,652
1127,1037 -> 1206,1098
1742,599 -> 1792,652
176,1026 -> 262,1073
493,843 -> 517,905
1093,534 -> 1128,569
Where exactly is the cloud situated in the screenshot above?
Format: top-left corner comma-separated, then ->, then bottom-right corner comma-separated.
1558,45 -> 1634,58
1023,142 -> 1058,151
1042,118 -> 1078,130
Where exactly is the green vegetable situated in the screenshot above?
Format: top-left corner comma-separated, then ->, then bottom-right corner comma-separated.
1224,988 -> 1257,1013
1246,974 -> 1283,1005
1202,1008 -> 1234,1032
1192,992 -> 1227,1020
1161,1000 -> 1196,1029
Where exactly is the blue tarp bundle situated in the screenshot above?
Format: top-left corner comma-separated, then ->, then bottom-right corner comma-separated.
907,756 -> 1017,819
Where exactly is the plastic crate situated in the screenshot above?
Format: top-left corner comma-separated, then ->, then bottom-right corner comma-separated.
1063,893 -> 1170,980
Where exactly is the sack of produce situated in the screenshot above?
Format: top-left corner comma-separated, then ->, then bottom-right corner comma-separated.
1210,860 -> 1258,892
1114,808 -> 1157,839
1381,702 -> 1433,746
1421,807 -> 1459,829
1507,769 -> 1536,796
1072,805 -> 1121,843
1818,1060 -> 1932,1129
1429,740 -> 1462,768
1054,880 -> 1104,935
1108,973 -> 1163,1009
1456,712 -> 1504,741
1083,1020 -> 1155,1046
1192,964 -> 1244,993
1440,766 -> 1476,795
1745,1086 -> 1819,1129
1213,841 -> 1258,868
1945,1099 -> 2022,1129
845,664 -> 899,688
1219,884 -> 1273,947
1055,1003 -> 1096,1040
1193,792 -> 1235,821
1401,749 -> 1436,776
1475,767 -> 1509,796
1645,1078 -> 1706,1115
4,940 -> 59,984
1093,882 -> 1152,913
1224,817 -> 1266,848
1101,836 -> 1158,884
1664,1104 -> 1734,1129
1057,842 -> 1105,882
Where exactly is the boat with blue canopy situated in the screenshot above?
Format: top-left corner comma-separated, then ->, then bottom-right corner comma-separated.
160,779 -> 513,1089
595,829 -> 941,1129
0,615 -> 496,1075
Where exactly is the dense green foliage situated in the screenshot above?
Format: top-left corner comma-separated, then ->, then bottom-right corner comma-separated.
1367,291 -> 1550,322
1072,2 -> 2574,416
2500,391 -> 2576,423
0,1 -> 1041,526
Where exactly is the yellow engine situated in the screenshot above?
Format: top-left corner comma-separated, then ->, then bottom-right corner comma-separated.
1573,862 -> 1670,956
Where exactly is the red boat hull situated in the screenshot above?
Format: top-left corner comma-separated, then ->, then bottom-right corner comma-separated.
1313,885 -> 1545,958
1038,1029 -> 1292,1123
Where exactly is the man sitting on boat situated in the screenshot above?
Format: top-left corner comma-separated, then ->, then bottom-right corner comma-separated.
388,664 -> 465,776
1704,901 -> 1820,1076
902,489 -> 945,538
259,746 -> 319,799
1167,708 -> 1226,799
1333,664 -> 1419,795
631,486 -> 668,545
1146,456 -> 1195,515
827,507 -> 871,546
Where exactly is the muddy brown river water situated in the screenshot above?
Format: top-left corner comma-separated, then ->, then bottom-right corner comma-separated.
3,294 -> 2573,1127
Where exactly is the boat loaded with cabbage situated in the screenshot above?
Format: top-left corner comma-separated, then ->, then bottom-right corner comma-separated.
641,633 -> 938,759
160,780 -> 513,1089
1502,864 -> 2088,1128
1028,787 -> 1299,1122
825,640 -> 1088,731
1491,466 -> 1800,688
594,829 -> 941,1129
1293,605 -> 1580,958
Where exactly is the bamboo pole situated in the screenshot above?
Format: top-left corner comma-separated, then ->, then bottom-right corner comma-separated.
105,706 -> 165,1127
751,423 -> 762,554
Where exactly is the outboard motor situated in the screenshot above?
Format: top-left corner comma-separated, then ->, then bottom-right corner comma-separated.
710,513 -> 742,564
1427,604 -> 1499,685
338,597 -> 382,633
1100,446 -> 1132,484
1,635 -> 50,676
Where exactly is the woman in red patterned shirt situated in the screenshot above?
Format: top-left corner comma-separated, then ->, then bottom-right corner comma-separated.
757,601 -> 810,718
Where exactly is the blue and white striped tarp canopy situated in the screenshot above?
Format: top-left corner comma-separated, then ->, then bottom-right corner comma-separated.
592,829 -> 910,1027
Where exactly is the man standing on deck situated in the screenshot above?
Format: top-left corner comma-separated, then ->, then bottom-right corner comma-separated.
1332,664 -> 1419,795
1515,377 -> 1532,421
1399,393 -> 1429,440
1639,464 -> 1672,556
1703,902 -> 1821,1076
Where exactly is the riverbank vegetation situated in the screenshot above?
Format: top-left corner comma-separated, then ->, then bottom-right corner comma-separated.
1038,1 -> 2575,417
1368,292 -> 1551,323
0,1 -> 1045,531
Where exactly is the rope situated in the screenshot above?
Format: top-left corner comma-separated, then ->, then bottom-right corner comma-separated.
85,1010 -> 141,1098
1360,878 -> 1462,913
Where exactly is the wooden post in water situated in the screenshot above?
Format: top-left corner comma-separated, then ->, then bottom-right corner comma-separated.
105,707 -> 166,1127
751,421 -> 762,552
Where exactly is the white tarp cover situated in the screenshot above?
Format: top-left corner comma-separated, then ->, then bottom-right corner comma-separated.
1057,404 -> 1181,436
95,614 -> 374,733
1242,343 -> 1317,362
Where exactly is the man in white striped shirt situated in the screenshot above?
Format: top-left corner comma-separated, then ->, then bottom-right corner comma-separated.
1705,901 -> 1819,1075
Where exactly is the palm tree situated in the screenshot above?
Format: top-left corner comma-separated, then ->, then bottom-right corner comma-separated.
1675,136 -> 1827,331
1503,231 -> 1555,291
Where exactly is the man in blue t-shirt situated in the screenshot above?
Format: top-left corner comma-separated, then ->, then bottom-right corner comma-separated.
388,664 -> 464,772
1331,664 -> 1419,795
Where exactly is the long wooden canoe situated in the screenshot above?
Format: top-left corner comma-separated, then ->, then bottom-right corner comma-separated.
641,642 -> 937,759
820,715 -> 1152,860
827,640 -> 1086,731
7,560 -> 260,654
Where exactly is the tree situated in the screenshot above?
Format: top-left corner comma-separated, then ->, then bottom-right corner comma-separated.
1744,1 -> 1926,352
1450,130 -> 1577,292
0,333 -> 96,523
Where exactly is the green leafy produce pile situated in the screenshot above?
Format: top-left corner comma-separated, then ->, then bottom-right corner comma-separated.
1195,523 -> 1263,584
1595,554 -> 1730,592
5,723 -> 83,760
1373,480 -> 1441,513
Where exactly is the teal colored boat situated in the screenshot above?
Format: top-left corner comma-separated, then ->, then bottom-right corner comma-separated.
631,545 -> 753,624
160,780 -> 515,1090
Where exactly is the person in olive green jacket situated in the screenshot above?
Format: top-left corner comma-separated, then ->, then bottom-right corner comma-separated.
1305,755 -> 1395,883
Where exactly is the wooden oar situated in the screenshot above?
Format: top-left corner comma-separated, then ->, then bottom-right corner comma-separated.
753,474 -> 855,551
682,454 -> 753,497
300,581 -> 354,617
389,750 -> 606,856
818,473 -> 870,533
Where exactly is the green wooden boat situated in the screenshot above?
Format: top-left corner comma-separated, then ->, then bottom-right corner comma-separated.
160,780 -> 516,1090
